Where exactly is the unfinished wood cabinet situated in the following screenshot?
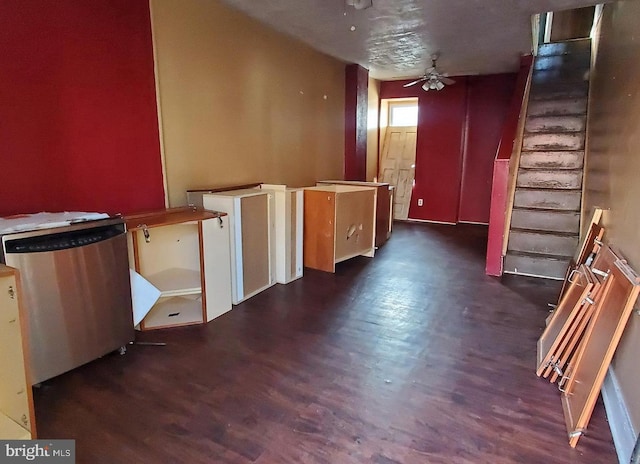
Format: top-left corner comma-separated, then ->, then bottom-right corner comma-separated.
259,184 -> 304,284
317,180 -> 393,248
0,265 -> 36,439
304,185 -> 376,273
125,207 -> 232,330
202,189 -> 276,304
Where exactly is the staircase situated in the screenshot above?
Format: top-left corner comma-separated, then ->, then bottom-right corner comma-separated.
504,39 -> 591,279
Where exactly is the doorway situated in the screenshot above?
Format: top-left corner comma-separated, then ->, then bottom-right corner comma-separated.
378,98 -> 418,220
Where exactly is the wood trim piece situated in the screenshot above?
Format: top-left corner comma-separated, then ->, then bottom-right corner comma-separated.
132,230 -> 141,273
289,192 -> 297,279
198,221 -> 207,323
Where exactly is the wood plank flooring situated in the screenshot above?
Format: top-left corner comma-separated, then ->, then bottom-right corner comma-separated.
33,222 -> 617,463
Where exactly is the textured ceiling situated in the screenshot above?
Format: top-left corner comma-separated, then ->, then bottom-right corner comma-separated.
217,0 -> 601,80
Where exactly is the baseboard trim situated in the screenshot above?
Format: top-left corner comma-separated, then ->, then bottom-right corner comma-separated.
458,220 -> 489,226
404,218 -> 456,225
602,367 -> 637,464
502,269 -> 565,281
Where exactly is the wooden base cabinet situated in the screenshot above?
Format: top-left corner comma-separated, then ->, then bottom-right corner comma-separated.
317,181 -> 393,248
125,208 -> 232,330
0,265 -> 36,439
259,184 -> 303,284
304,185 -> 376,273
203,189 -> 276,304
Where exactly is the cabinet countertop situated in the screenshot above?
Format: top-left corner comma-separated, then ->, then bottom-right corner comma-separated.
304,185 -> 376,194
124,207 -> 226,230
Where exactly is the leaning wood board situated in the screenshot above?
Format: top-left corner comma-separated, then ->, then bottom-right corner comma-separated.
536,267 -> 593,377
561,258 -> 640,447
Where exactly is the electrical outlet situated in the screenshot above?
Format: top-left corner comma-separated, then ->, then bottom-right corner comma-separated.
417,199 -> 424,206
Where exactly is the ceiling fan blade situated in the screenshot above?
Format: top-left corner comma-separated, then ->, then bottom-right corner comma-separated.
403,78 -> 425,87
441,76 -> 456,85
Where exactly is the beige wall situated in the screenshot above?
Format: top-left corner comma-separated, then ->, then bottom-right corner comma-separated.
584,0 -> 640,430
150,0 -> 345,206
366,77 -> 380,181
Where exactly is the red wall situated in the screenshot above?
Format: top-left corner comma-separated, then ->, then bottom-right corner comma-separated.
459,75 -> 517,223
380,73 -> 516,224
411,79 -> 468,223
344,64 -> 369,181
0,1 -> 164,217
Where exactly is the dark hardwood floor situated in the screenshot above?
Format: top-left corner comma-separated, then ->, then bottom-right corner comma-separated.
34,222 -> 617,463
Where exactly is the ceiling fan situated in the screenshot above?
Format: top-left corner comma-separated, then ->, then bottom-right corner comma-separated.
403,54 -> 455,91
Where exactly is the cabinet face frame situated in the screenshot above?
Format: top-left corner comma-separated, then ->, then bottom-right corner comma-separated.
0,266 -> 36,438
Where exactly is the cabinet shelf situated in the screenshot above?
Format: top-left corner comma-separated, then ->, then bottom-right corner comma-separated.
142,296 -> 203,329
145,267 -> 201,297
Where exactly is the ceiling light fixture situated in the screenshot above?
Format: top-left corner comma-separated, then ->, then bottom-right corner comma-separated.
345,0 -> 373,11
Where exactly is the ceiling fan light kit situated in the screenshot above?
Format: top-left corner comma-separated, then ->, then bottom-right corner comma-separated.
422,79 -> 445,91
404,54 -> 455,92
